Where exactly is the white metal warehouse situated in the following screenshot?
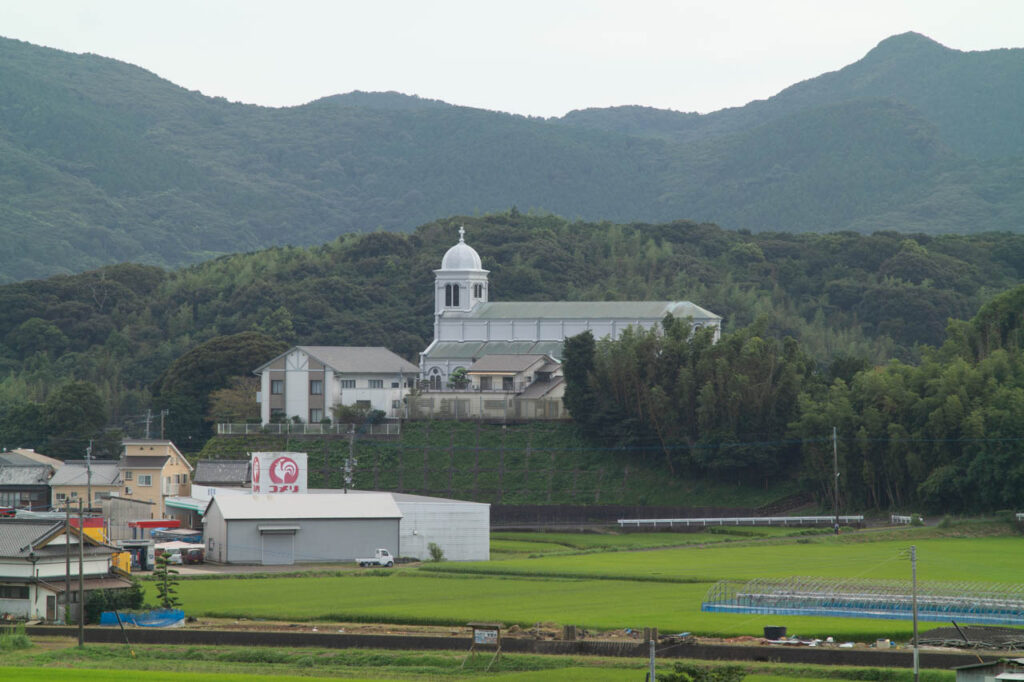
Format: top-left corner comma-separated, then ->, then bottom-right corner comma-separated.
202,493 -> 401,565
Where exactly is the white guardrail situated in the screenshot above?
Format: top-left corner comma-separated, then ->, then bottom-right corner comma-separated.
617,515 -> 865,528
890,514 -> 924,525
216,423 -> 401,436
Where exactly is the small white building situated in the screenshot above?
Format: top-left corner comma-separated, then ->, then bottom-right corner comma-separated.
202,493 -> 402,566
254,346 -> 419,424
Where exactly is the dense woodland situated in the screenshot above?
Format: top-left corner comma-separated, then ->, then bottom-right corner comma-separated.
563,285 -> 1024,513
0,212 -> 1022,512
2,32 -> 1024,282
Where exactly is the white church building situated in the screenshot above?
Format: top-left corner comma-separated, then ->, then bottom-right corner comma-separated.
418,227 -> 722,390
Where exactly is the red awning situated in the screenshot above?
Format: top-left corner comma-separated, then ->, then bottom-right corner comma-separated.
128,519 -> 181,529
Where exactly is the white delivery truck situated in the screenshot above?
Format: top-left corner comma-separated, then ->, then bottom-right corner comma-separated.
356,548 -> 394,567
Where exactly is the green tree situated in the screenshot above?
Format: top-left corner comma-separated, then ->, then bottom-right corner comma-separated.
153,554 -> 181,609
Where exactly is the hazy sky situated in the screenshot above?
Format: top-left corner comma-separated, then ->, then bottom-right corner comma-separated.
1,1 -> 1021,118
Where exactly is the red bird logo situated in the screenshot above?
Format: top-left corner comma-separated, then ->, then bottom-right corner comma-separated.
269,456 -> 299,484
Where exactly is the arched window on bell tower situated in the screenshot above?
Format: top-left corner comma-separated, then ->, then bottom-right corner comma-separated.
445,284 -> 461,307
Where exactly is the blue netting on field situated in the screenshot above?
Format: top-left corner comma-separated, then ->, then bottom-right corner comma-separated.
100,609 -> 185,627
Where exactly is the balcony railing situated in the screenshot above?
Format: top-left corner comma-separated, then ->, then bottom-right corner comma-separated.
216,423 -> 401,436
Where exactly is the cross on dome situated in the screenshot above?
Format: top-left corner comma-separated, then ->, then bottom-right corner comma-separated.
458,226 -> 466,242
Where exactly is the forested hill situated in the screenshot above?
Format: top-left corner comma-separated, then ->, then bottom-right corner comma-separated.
2,32 -> 1024,282
1,213 -> 1023,456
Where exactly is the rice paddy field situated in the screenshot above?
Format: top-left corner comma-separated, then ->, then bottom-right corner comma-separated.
150,520 -> 1023,642
7,522 -> 1011,680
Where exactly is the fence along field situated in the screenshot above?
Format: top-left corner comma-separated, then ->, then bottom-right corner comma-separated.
156,525 -> 1023,642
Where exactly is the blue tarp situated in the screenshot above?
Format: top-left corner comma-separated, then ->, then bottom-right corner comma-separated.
100,609 -> 185,627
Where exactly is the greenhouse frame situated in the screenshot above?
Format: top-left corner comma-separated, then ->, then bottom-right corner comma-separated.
702,577 -> 1024,626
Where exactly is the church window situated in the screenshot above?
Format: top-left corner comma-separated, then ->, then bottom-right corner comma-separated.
445,284 -> 452,307
473,284 -> 483,298
452,285 -> 460,306
368,379 -> 384,388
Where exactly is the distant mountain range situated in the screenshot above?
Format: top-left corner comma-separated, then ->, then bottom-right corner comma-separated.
0,31 -> 1022,282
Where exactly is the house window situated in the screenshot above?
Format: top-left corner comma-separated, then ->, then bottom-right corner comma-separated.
271,380 -> 284,395
138,474 -> 153,486
355,400 -> 371,410
125,487 -> 133,495
56,492 -> 67,501
339,379 -> 356,389
310,408 -> 323,423
391,381 -> 399,388
502,376 -> 514,391
480,377 -> 492,391
368,379 -> 384,389
0,586 -> 29,599
70,491 -> 77,498
310,379 -> 323,395
124,471 -> 132,481
392,400 -> 402,409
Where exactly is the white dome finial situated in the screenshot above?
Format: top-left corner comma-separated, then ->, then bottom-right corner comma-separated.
459,226 -> 466,242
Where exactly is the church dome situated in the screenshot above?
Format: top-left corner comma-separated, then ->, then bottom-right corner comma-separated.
440,227 -> 483,270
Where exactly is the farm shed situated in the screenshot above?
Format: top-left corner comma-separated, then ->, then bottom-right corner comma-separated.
338,490 -> 489,561
955,658 -> 1024,682
202,493 -> 401,566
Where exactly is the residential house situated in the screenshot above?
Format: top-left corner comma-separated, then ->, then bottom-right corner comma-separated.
0,518 -> 131,621
409,354 -> 565,420
49,460 -> 121,511
254,346 -> 419,424
120,440 -> 193,519
0,452 -> 57,511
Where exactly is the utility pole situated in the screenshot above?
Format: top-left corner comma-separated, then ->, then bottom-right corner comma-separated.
85,440 -> 93,512
648,637 -> 656,682
160,409 -> 169,440
77,498 -> 85,647
145,409 -> 153,439
832,426 -> 840,530
911,545 -> 919,682
64,504 -> 71,624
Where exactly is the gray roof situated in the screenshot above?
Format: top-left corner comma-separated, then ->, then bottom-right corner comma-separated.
0,453 -> 43,467
517,376 -> 565,400
0,519 -> 62,557
0,463 -> 51,487
0,519 -> 111,559
50,461 -> 122,487
468,354 -> 550,373
256,346 -> 419,375
423,340 -> 566,362
122,455 -> 169,469
209,493 -> 402,520
466,301 -> 721,321
194,460 -> 250,486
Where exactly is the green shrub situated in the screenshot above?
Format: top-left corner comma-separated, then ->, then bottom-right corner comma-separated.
910,514 -> 924,527
428,542 -> 445,562
938,515 -> 955,529
0,623 -> 31,651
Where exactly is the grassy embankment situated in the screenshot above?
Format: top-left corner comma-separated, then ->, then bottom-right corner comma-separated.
0,641 -> 958,681
198,420 -> 800,507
